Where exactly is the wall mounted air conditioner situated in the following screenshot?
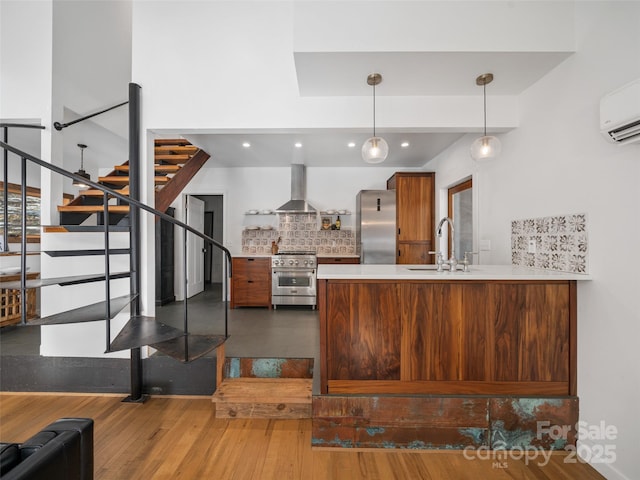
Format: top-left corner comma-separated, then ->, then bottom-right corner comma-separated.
600,78 -> 640,145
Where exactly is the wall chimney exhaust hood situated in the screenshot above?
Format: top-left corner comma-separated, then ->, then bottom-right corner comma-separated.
275,164 -> 317,213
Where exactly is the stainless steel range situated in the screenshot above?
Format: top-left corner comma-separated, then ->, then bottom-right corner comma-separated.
271,251 -> 317,309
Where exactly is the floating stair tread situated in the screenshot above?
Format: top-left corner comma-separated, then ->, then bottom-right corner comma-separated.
155,154 -> 191,164
212,378 -> 312,404
151,334 -> 227,363
27,294 -> 136,326
43,225 -> 130,233
109,315 -> 185,353
154,139 -> 192,146
154,145 -> 198,155
0,271 -> 130,289
98,176 -> 169,185
44,248 -> 129,257
81,188 -> 130,197
57,205 -> 130,213
115,165 -> 180,173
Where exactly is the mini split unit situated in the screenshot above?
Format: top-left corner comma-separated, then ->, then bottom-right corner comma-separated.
600,77 -> 640,145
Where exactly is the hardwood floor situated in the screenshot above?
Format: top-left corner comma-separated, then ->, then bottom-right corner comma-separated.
0,393 -> 605,479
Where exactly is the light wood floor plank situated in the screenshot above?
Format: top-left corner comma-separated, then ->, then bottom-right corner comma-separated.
0,394 -> 606,480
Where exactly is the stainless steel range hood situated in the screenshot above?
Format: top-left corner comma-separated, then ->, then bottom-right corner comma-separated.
275,164 -> 317,213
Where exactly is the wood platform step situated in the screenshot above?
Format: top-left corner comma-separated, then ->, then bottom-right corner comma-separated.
154,154 -> 191,164
114,164 -> 180,173
154,138 -> 192,146
154,145 -> 198,155
81,187 -> 130,197
212,378 -> 312,419
57,205 -> 130,214
98,176 -> 169,185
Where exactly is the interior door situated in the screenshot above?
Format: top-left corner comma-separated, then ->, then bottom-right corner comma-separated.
186,196 -> 205,298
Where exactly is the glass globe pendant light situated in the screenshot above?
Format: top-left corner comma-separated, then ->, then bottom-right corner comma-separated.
362,73 -> 389,163
470,73 -> 501,161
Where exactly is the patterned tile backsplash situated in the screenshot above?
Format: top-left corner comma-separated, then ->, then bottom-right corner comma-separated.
241,213 -> 356,255
511,213 -> 588,273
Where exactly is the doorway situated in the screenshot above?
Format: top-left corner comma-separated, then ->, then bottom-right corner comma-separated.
192,195 -> 224,286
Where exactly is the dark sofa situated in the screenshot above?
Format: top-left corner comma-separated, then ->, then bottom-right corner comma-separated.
0,418 -> 93,480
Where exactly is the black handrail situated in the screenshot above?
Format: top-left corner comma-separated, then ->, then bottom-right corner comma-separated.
53,100 -> 128,131
0,140 -> 233,268
1,140 -> 232,372
1,123 -> 46,252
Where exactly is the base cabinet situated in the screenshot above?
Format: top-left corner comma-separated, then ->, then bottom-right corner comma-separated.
319,279 -> 575,396
230,257 -> 271,308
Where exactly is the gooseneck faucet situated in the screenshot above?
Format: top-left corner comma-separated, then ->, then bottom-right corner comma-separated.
434,216 -> 458,272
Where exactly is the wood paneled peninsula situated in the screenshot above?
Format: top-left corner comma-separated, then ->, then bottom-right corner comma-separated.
317,264 -> 591,396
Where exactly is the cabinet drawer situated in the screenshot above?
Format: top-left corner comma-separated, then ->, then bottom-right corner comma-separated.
317,257 -> 360,264
231,257 -> 271,308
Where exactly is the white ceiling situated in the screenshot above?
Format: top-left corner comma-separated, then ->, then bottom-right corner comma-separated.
177,50 -> 572,168
294,52 -> 573,97
186,131 -> 466,168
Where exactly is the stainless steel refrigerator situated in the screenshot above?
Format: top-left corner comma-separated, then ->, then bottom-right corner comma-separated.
356,190 -> 396,264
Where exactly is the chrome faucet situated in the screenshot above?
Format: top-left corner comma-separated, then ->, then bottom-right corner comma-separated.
434,216 -> 457,272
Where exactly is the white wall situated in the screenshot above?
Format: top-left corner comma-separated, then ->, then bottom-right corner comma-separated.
167,165 -> 407,302
432,3 -> 640,479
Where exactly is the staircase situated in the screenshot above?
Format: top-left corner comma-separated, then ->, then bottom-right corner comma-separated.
212,354 -> 314,419
58,138 -> 209,225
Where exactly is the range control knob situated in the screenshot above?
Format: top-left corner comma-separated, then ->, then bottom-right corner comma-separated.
289,259 -> 294,265
295,260 -> 299,265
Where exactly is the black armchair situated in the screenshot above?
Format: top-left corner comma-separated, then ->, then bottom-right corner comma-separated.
0,418 -> 93,480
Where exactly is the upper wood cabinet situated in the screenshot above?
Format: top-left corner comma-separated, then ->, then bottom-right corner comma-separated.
386,172 -> 435,264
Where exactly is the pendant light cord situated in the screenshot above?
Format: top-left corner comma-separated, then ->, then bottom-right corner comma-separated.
483,82 -> 487,137
372,81 -> 376,137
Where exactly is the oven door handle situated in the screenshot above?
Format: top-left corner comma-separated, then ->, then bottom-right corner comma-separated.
272,269 -> 315,274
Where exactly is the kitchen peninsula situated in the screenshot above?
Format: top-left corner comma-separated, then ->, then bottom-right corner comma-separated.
317,264 -> 590,395
313,264 -> 591,449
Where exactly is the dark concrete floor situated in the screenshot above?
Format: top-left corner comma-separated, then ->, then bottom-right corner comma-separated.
0,284 -> 321,393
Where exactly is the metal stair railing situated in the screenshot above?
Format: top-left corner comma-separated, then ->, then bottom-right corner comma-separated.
0,139 -> 232,361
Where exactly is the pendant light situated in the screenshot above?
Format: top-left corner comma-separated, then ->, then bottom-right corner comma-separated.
72,143 -> 91,188
470,73 -> 501,161
362,73 -> 389,163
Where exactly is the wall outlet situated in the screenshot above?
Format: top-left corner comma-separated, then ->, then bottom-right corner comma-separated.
528,239 -> 537,254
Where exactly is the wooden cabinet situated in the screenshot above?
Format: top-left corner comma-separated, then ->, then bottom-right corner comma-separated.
317,257 -> 360,264
230,257 -> 271,308
387,172 -> 435,264
0,272 -> 39,326
319,279 -> 575,396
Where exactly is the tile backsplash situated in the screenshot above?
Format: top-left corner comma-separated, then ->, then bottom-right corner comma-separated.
241,213 -> 356,255
511,213 -> 588,273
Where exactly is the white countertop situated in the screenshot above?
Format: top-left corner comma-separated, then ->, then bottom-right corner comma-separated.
317,264 -> 591,281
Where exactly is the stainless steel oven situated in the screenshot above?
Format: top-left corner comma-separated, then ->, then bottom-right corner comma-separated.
271,252 -> 317,308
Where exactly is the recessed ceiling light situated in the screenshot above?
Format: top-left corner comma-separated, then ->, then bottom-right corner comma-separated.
347,142 -> 356,148
294,142 -> 303,148
401,142 -> 410,148
242,142 -> 251,148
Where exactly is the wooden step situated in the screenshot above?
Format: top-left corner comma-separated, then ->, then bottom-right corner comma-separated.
81,187 -> 130,197
154,138 -> 192,146
155,154 -> 191,164
212,378 -> 312,419
114,164 -> 181,173
57,205 -> 130,214
98,176 -> 169,185
154,145 -> 198,155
